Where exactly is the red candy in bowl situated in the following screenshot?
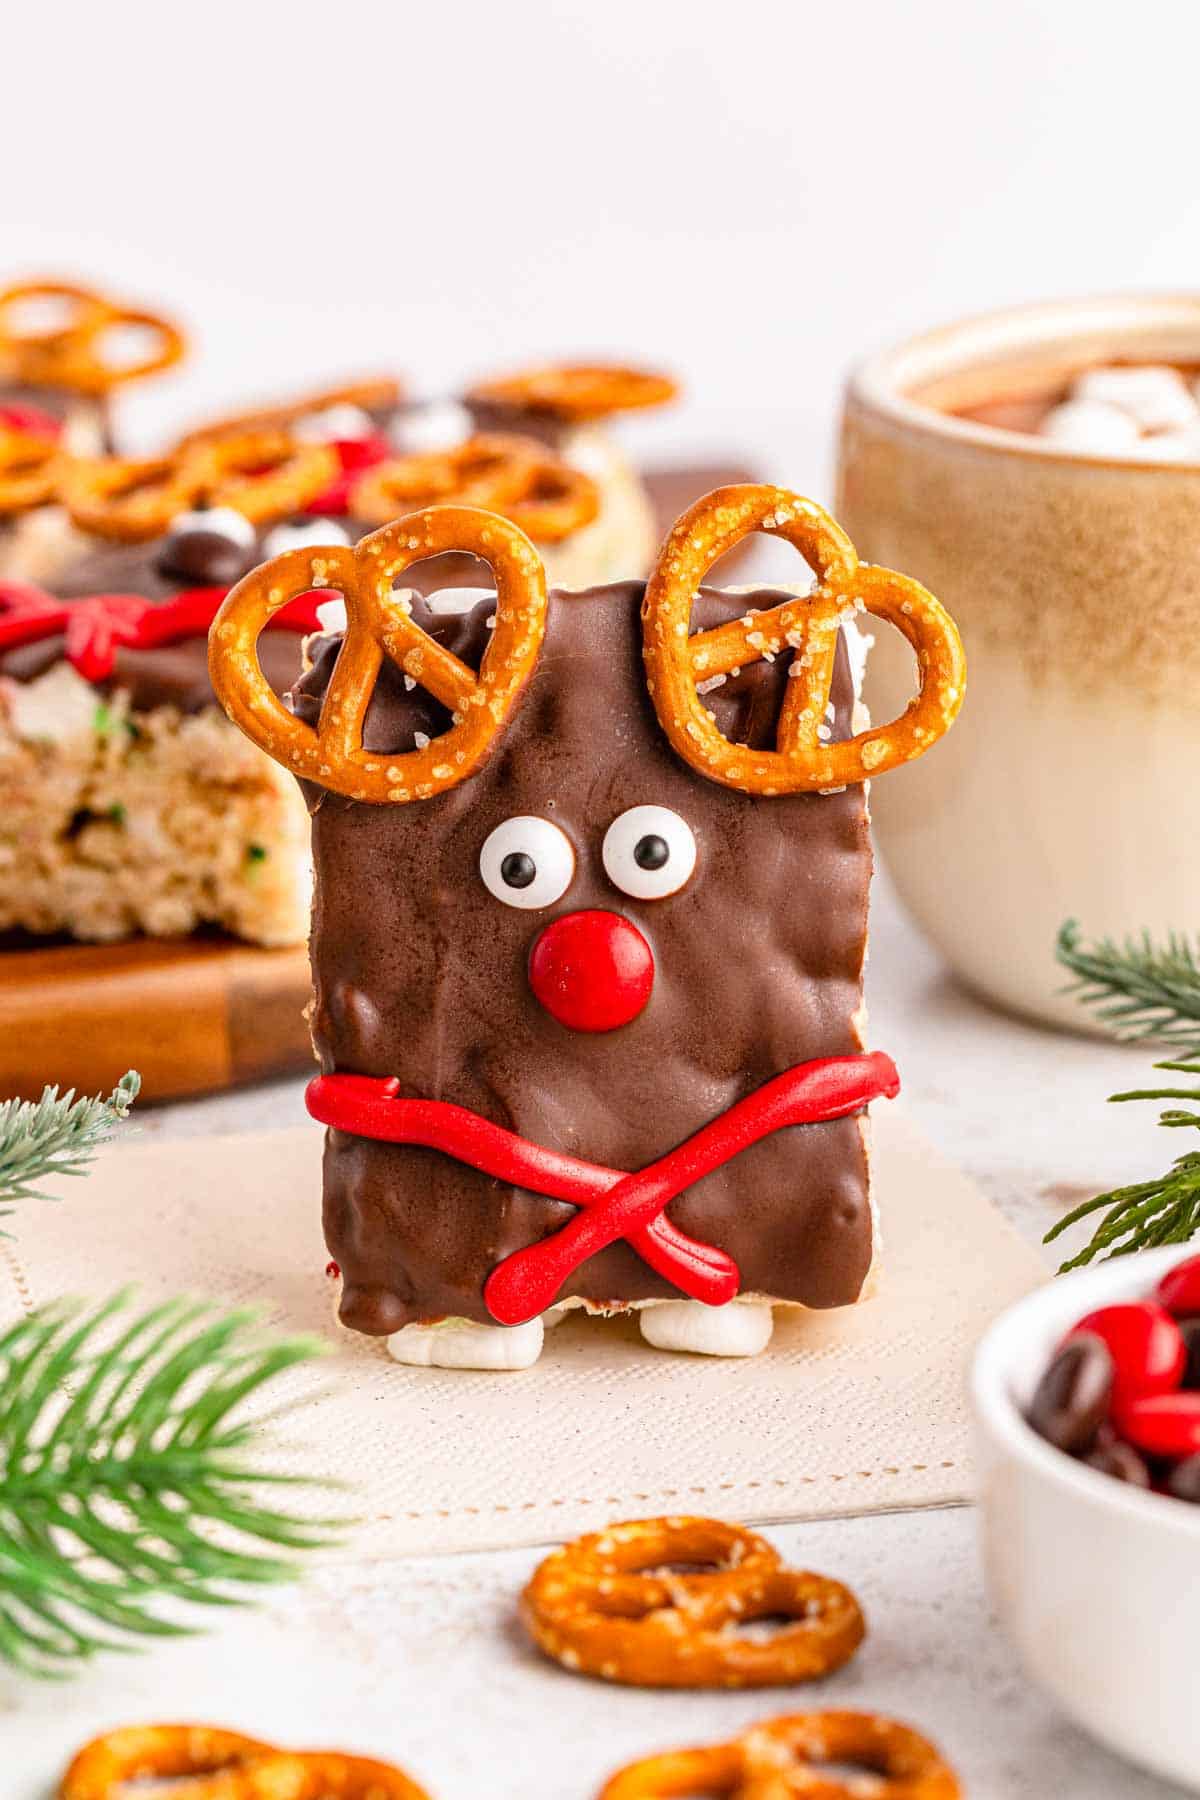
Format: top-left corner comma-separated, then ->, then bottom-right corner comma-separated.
972,1245 -> 1200,1788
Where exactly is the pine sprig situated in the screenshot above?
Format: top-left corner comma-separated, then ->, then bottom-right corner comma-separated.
0,1072 -> 140,1218
0,1293 -> 339,1676
1057,921 -> 1200,1051
1045,1057 -> 1200,1270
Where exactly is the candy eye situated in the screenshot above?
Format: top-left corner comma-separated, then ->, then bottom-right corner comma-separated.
602,805 -> 697,900
262,517 -> 352,556
479,816 -> 575,910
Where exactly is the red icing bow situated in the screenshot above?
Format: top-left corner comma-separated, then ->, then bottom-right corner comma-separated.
0,403 -> 63,440
0,581 -> 325,683
306,1051 -> 900,1327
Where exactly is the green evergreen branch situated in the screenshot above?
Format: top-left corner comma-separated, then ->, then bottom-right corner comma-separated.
0,1073 -> 140,1219
1057,921 -> 1200,1051
1045,1057 -> 1200,1270
0,1293 -> 340,1676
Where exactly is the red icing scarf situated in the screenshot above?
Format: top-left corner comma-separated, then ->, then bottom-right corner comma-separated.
307,1051 -> 899,1327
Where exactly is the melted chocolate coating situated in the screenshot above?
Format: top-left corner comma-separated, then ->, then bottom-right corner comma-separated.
0,529 -> 305,711
294,581 -> 874,1334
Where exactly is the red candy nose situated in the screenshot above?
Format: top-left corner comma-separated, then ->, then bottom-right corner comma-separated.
528,909 -> 654,1032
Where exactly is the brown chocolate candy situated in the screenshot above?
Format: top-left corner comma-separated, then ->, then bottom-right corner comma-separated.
154,518 -> 254,587
1025,1331 -> 1115,1455
1083,1429 -> 1152,1488
1165,1455 -> 1200,1503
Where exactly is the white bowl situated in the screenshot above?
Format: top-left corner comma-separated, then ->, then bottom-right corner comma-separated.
972,1245 -> 1200,1791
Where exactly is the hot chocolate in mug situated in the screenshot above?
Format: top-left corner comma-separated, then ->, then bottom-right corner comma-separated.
837,295 -> 1200,1031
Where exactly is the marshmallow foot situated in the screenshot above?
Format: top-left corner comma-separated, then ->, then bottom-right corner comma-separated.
387,1316 -> 545,1370
638,1299 -> 774,1358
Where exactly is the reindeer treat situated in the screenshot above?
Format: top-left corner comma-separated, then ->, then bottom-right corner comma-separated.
208,485 -> 964,1368
178,357 -> 677,591
0,278 -> 187,585
0,429 -> 342,946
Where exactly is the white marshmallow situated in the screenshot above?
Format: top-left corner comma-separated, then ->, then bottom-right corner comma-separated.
392,399 -> 474,454
315,597 -> 348,633
3,661 -> 100,746
638,1299 -> 774,1358
170,505 -> 258,548
387,1315 -> 544,1370
1072,365 -> 1198,434
1131,429 -> 1200,465
294,403 -> 376,442
1039,400 -> 1141,454
261,517 -> 352,557
423,585 -> 496,617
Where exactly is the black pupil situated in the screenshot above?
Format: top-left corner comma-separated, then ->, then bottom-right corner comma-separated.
633,834 -> 670,871
500,851 -> 537,889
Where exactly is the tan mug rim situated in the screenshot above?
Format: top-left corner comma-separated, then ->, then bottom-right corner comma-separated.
847,292 -> 1200,472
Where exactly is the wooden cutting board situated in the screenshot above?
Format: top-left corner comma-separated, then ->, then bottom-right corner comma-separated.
0,936 -> 314,1103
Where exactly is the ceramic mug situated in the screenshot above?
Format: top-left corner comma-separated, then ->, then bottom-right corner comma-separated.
836,296 -> 1200,1030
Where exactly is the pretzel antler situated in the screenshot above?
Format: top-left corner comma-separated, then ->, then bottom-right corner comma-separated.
208,506 -> 548,803
177,374 -> 403,449
642,485 -> 965,795
0,422 -> 68,514
60,430 -> 339,542
349,433 -> 600,542
0,278 -> 186,395
467,361 -> 679,421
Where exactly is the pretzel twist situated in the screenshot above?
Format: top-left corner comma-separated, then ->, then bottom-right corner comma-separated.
522,1517 -> 865,1688
0,279 -> 186,395
209,505 -> 547,803
177,376 -> 403,449
642,485 -> 965,794
60,1725 -> 278,1797
597,1712 -> 962,1800
59,1725 -> 431,1800
467,361 -> 678,421
349,432 -> 600,542
61,430 -> 339,541
0,424 -> 68,515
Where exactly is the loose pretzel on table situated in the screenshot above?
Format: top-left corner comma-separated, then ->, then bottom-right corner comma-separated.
522,1516 -> 865,1688
466,360 -> 679,421
60,430 -> 339,541
60,1723 -> 430,1799
349,432 -> 600,541
0,278 -> 186,395
641,485 -> 966,795
597,1711 -> 962,1800
208,505 -> 547,804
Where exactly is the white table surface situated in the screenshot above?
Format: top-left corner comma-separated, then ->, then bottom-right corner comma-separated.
4,871 -> 1189,1799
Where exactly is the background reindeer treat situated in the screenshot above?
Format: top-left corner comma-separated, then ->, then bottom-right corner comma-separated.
183,358 -> 677,591
0,277 -> 187,583
208,487 -> 964,1368
0,430 -> 337,945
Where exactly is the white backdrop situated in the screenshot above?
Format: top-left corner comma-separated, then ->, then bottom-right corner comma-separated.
7,0 -> 1200,482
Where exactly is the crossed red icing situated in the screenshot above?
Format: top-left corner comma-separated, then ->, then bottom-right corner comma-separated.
0,581 -> 325,683
306,1051 -> 900,1326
